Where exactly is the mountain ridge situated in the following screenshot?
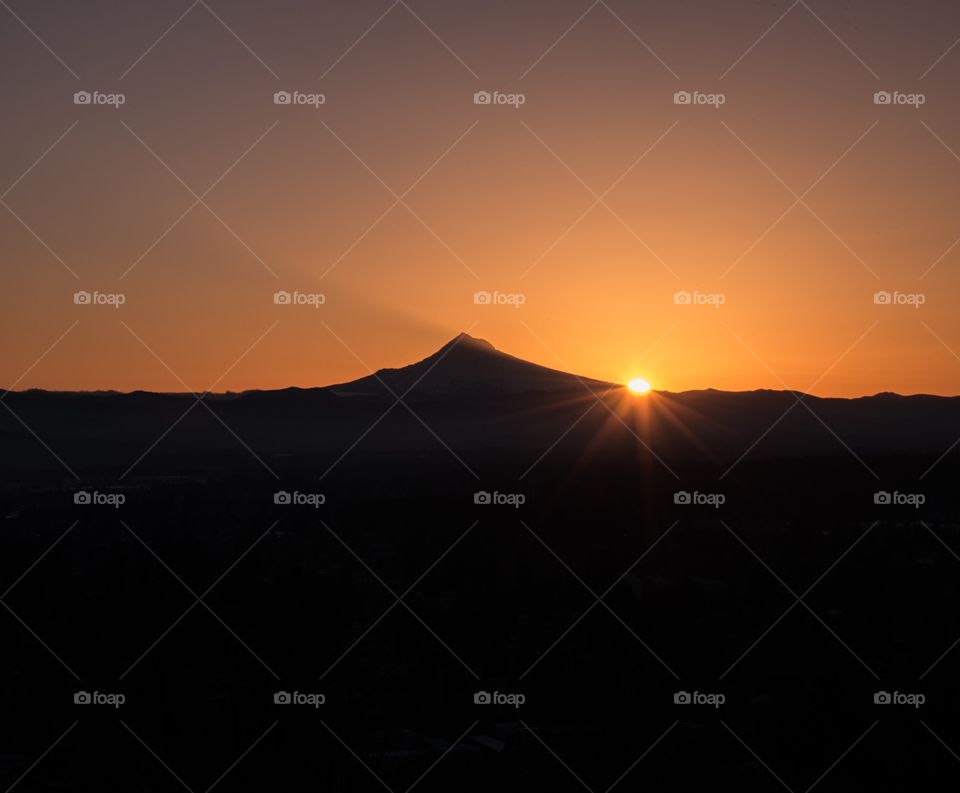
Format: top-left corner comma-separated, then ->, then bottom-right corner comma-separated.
6,333 -> 955,400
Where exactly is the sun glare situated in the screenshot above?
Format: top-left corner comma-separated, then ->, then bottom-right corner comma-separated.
627,378 -> 652,395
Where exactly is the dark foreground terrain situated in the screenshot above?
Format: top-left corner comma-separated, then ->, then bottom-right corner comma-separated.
3,338 -> 960,789
2,443 -> 960,791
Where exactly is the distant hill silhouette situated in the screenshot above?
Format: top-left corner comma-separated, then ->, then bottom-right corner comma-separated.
2,333 -> 959,477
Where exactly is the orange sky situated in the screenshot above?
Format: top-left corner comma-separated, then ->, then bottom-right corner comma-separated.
3,0 -> 960,396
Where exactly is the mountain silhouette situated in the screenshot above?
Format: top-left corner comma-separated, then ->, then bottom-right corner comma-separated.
330,332 -> 615,398
2,332 -> 959,477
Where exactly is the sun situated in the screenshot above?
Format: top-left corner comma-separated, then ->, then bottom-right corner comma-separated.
627,378 -> 652,395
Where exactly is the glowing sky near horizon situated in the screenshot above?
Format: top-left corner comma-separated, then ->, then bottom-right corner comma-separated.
3,0 -> 960,396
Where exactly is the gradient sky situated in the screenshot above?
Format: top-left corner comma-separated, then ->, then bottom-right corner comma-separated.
3,0 -> 960,395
